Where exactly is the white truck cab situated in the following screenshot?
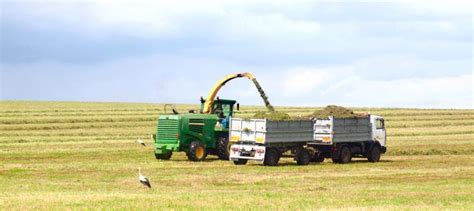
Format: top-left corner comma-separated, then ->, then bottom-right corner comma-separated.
370,115 -> 387,152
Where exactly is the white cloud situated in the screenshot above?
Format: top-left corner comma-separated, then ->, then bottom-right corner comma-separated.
282,66 -> 351,96
269,64 -> 473,108
2,0 -> 472,108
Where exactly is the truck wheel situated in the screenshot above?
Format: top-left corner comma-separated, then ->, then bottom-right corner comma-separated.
217,136 -> 230,160
367,145 -> 381,162
311,151 -> 325,163
331,146 -> 341,163
263,148 -> 280,166
186,141 -> 207,161
339,145 -> 352,164
155,151 -> 172,160
296,148 -> 311,165
233,159 -> 248,165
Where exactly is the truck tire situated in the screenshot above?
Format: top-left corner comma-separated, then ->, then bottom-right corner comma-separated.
155,151 -> 172,160
233,159 -> 248,165
186,141 -> 207,161
263,148 -> 280,166
339,145 -> 352,164
217,136 -> 230,160
367,145 -> 381,162
296,148 -> 311,165
311,151 -> 325,163
331,146 -> 341,163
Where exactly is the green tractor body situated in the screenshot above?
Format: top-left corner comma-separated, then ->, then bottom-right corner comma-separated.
154,99 -> 236,161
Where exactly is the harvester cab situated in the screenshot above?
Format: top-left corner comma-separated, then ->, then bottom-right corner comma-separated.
201,97 -> 237,129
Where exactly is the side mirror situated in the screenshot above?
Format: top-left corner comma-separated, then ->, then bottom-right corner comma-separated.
236,103 -> 240,111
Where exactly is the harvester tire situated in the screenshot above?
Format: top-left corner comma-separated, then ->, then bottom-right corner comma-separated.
233,159 -> 248,165
155,151 -> 172,160
311,151 -> 325,163
338,145 -> 352,164
367,145 -> 381,163
186,141 -> 207,161
296,148 -> 311,165
263,148 -> 280,166
217,136 -> 230,160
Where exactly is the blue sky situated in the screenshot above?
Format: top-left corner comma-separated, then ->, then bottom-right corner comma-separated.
1,0 -> 472,108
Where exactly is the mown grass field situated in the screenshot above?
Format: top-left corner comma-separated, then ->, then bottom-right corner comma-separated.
1,101 -> 473,209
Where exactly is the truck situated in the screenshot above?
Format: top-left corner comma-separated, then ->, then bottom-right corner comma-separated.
153,72 -> 275,161
229,115 -> 386,166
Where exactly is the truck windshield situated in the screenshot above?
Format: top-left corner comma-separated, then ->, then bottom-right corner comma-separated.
375,119 -> 384,129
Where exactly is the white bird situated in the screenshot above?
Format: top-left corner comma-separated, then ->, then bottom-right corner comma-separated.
138,167 -> 151,189
137,138 -> 146,146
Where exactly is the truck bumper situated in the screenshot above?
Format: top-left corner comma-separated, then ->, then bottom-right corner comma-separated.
229,144 -> 266,162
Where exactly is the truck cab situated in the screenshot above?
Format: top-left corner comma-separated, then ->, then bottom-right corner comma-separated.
370,115 -> 387,153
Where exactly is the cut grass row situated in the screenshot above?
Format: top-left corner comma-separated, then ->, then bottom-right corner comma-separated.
2,124 -> 472,136
1,108 -> 472,118
2,118 -> 473,132
2,140 -> 473,156
1,113 -> 472,125
2,132 -> 472,143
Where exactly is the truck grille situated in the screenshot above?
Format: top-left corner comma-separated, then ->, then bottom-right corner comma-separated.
157,118 -> 179,142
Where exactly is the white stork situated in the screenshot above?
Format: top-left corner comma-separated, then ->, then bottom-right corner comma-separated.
138,167 -> 151,189
137,138 -> 146,146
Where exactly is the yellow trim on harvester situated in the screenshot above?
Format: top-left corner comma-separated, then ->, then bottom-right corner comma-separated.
202,72 -> 255,114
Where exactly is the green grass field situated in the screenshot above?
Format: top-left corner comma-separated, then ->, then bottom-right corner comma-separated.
1,101 -> 473,209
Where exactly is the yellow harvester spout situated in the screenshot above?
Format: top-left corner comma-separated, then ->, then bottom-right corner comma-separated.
202,72 -> 274,114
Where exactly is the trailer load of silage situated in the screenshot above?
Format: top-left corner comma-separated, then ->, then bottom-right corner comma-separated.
252,111 -> 291,120
250,105 -> 365,120
311,105 -> 366,119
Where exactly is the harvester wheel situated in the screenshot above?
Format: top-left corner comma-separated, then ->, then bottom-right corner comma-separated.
233,159 -> 248,165
155,151 -> 172,160
217,136 -> 230,160
296,148 -> 311,165
263,148 -> 280,166
186,141 -> 207,161
367,145 -> 381,162
311,151 -> 325,163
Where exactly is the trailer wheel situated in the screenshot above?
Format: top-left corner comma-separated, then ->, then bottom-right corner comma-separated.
367,145 -> 381,162
263,148 -> 280,166
295,148 -> 311,165
339,145 -> 352,164
186,141 -> 207,161
217,136 -> 230,160
233,159 -> 248,165
311,151 -> 325,163
155,151 -> 172,160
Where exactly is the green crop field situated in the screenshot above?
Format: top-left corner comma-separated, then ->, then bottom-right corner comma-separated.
1,101 -> 473,209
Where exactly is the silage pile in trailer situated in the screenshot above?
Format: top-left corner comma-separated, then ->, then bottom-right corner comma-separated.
311,105 -> 366,119
252,111 -> 291,120
250,105 -> 366,120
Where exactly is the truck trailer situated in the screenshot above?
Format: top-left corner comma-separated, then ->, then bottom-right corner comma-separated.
229,115 -> 386,166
